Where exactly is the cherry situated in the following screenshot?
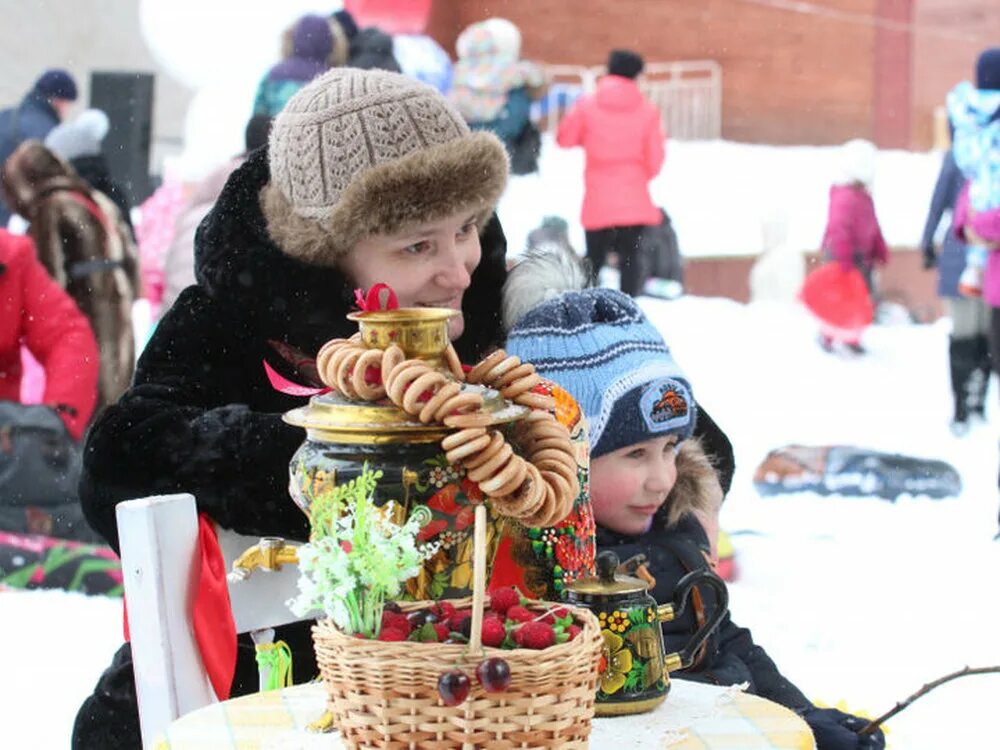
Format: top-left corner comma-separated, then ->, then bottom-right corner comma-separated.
476,657 -> 512,693
437,669 -> 471,706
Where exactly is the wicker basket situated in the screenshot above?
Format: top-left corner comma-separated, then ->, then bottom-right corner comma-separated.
312,501 -> 602,749
313,596 -> 602,749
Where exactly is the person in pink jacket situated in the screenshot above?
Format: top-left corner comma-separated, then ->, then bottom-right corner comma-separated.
817,139 -> 889,354
557,49 -> 665,296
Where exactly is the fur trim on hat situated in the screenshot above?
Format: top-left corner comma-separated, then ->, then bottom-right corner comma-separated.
502,242 -> 589,332
261,131 -> 508,266
658,438 -> 722,529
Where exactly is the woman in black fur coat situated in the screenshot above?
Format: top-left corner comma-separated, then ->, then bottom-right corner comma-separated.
72,68 -> 511,749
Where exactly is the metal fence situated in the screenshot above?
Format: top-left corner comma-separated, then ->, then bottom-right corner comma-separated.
533,60 -> 722,140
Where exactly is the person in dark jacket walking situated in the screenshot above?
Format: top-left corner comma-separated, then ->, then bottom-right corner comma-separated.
0,69 -> 77,225
44,108 -> 134,237
921,148 -> 991,434
71,68 -> 514,750
506,287 -> 886,750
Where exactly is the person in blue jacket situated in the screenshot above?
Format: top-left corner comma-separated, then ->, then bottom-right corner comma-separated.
0,69 -> 77,225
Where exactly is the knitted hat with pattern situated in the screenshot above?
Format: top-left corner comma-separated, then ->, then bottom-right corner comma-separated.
262,67 -> 509,266
506,288 -> 696,458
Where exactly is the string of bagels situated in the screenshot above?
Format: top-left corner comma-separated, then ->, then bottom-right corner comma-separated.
315,334 -> 579,529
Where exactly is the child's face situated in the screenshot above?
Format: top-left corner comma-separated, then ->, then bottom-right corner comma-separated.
342,209 -> 482,341
590,435 -> 679,536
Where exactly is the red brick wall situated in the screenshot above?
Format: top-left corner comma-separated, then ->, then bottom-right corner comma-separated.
911,0 -> 1000,149
430,0 -> 879,145
874,0 -> 914,148
429,0 -> 997,149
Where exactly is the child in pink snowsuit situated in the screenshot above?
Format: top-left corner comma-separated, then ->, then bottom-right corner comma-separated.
817,139 -> 888,353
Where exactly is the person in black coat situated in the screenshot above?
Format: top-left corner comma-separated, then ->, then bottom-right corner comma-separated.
920,147 -> 991,434
72,68 -> 511,749
0,69 -> 78,225
506,287 -> 885,750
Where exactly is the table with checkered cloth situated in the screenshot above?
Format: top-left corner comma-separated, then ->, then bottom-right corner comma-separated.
155,677 -> 815,749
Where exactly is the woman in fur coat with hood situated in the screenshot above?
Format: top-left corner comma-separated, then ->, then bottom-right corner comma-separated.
71,67 -> 530,749
2,139 -> 137,412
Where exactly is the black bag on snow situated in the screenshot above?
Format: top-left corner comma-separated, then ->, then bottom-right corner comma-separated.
642,208 -> 684,282
0,402 -> 91,539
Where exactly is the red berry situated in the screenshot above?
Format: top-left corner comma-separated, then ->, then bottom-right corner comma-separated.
381,611 -> 411,636
437,670 -> 471,706
476,657 -> 512,692
378,627 -> 408,642
433,622 -> 450,641
517,621 -> 556,649
481,617 -> 506,648
552,607 -> 570,619
432,602 -> 456,624
506,605 -> 534,623
489,587 -> 521,615
566,625 -> 582,641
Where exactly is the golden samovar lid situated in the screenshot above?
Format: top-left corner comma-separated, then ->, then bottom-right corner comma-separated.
283,306 -> 529,445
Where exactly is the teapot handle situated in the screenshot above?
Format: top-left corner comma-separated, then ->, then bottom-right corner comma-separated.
657,568 -> 729,672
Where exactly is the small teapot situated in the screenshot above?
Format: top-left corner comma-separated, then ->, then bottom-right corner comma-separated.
565,549 -> 729,716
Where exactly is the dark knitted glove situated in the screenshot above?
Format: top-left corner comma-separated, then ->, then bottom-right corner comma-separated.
803,707 -> 886,750
922,246 -> 938,270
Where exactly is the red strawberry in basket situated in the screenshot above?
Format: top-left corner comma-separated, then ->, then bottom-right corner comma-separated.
506,605 -> 534,624
515,621 -> 555,650
489,587 -> 521,616
378,627 -> 408,642
381,611 -> 412,636
434,601 -> 456,620
481,617 -> 507,648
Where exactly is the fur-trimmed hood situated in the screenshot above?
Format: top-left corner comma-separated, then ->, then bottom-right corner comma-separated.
193,145 -> 508,363
657,438 -> 722,529
594,438 -> 722,548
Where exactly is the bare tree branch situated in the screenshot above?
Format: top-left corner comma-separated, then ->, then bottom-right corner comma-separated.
860,665 -> 1000,736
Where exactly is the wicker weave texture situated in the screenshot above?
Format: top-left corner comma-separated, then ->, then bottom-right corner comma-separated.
313,598 -> 602,749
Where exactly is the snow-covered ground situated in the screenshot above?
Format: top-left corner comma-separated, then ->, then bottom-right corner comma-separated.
3,295 -> 998,749
497,135 -> 943,261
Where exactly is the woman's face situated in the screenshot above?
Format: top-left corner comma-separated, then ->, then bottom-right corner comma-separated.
341,210 -> 482,341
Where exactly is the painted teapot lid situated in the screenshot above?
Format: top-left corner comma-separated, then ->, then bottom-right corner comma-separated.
565,550 -> 649,599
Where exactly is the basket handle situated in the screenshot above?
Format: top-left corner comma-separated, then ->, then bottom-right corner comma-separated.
467,504 -> 487,656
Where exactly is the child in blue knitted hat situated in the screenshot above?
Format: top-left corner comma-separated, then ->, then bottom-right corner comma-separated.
505,282 -> 884,750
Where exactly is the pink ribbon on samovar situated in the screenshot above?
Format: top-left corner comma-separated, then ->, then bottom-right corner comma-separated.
263,283 -> 400,397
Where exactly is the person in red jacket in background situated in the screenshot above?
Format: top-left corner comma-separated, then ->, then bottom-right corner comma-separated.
0,229 -> 98,440
557,49 -> 665,296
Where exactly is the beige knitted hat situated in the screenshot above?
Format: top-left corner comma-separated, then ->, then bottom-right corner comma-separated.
261,67 -> 509,266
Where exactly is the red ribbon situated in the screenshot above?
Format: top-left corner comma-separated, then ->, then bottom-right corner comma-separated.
354,283 -> 399,312
192,515 -> 237,701
121,514 -> 237,701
